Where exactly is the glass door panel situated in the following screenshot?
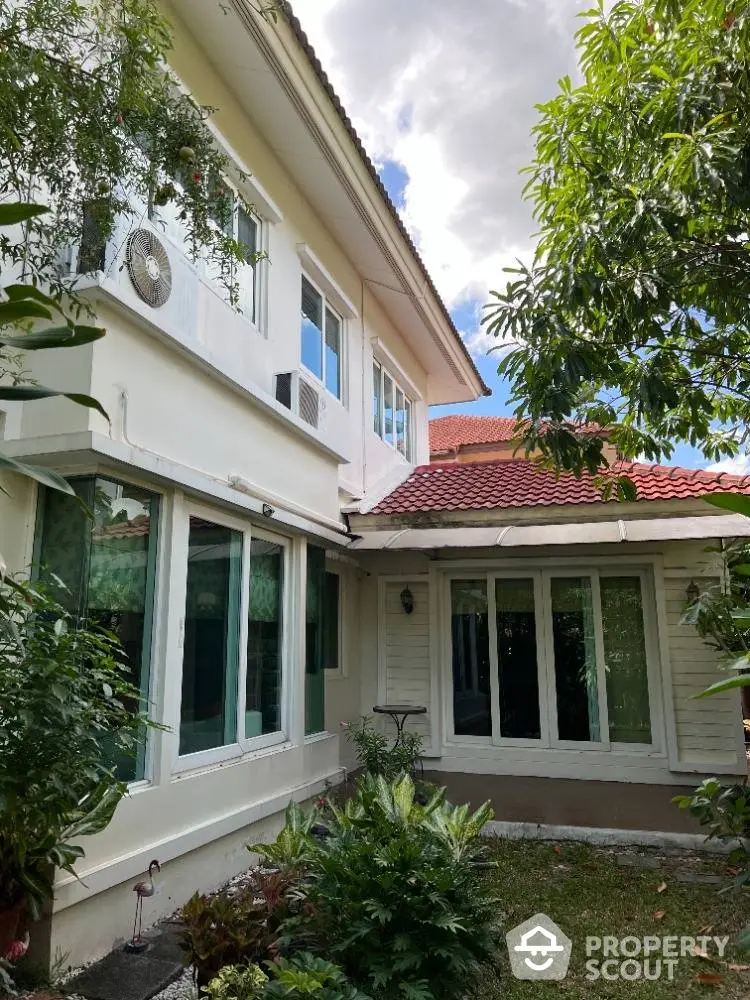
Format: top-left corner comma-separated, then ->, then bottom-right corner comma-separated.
246,538 -> 284,738
180,517 -> 242,755
450,580 -> 491,736
601,576 -> 652,743
550,577 -> 601,742
495,579 -> 541,739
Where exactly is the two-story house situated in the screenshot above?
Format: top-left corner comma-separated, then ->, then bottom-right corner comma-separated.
1,0 -> 749,971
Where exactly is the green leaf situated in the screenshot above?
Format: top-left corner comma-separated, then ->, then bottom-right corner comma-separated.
694,674 -> 750,698
0,450 -> 75,494
0,299 -> 53,324
0,384 -> 109,420
704,494 -> 750,518
0,324 -> 105,350
0,203 -> 49,226
3,284 -> 60,309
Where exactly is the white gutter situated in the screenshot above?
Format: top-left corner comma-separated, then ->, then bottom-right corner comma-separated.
348,513 -> 750,551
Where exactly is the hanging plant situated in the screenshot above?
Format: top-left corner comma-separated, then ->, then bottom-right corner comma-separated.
0,0 -> 278,311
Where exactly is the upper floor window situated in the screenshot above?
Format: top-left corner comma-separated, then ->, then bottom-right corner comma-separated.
150,173 -> 261,325
373,360 -> 413,461
301,275 -> 343,400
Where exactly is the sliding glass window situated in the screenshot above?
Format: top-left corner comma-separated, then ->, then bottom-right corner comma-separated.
177,513 -> 290,764
34,476 -> 160,782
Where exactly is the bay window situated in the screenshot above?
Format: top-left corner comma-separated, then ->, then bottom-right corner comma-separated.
372,360 -> 413,460
301,276 -> 343,400
449,569 -> 655,749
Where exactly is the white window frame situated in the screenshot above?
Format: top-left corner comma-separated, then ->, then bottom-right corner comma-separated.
372,359 -> 413,461
442,564 -> 660,754
149,172 -> 267,332
173,502 -> 291,775
300,271 -> 346,403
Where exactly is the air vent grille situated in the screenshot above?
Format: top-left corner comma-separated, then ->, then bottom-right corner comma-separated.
125,228 -> 172,307
298,377 -> 320,428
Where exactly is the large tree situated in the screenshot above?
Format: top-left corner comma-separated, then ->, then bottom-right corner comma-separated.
486,0 -> 750,484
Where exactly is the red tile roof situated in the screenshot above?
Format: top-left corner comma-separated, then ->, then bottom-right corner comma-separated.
430,415 -> 520,453
368,459 -> 750,516
429,414 -> 605,454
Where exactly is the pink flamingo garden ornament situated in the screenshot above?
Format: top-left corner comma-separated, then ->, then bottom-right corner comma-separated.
129,859 -> 161,948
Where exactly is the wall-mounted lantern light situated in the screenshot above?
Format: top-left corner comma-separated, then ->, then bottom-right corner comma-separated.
685,580 -> 700,603
400,586 -> 415,615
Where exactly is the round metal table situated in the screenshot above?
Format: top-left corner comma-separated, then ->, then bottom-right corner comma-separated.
372,703 -> 427,741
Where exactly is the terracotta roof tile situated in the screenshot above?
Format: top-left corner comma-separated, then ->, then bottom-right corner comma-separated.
430,415 -> 520,452
368,459 -> 750,516
429,414 -> 605,454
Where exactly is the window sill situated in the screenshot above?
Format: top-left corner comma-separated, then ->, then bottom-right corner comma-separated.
172,735 -> 293,777
304,730 -> 334,745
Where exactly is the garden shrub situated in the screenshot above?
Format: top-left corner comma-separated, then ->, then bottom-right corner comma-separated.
202,964 -> 268,1000
252,776 -> 499,1000
675,778 -> 750,888
180,870 -> 298,986
202,956 -> 367,1000
344,717 -> 423,782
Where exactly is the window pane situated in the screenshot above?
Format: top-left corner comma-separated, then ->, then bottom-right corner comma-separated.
495,579 -> 541,739
180,518 -> 242,755
237,206 -> 258,260
601,577 -> 652,743
305,545 -> 326,734
237,207 -> 258,323
246,538 -> 284,738
383,373 -> 394,444
551,577 -> 600,742
324,571 -> 340,670
373,362 -> 382,435
324,308 -> 342,399
451,580 -> 491,736
404,399 -> 413,460
301,277 -> 323,379
35,477 -> 160,781
395,388 -> 406,454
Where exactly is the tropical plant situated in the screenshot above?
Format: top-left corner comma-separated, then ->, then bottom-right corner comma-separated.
263,954 -> 370,1000
484,0 -> 750,487
344,717 -> 423,782
202,963 -> 268,1000
252,775 -> 498,1000
0,203 -> 108,496
0,576 -> 154,929
681,492 -> 750,697
201,956 -> 368,1000
180,870 -> 299,986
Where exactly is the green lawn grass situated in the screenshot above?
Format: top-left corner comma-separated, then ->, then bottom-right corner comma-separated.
475,838 -> 750,998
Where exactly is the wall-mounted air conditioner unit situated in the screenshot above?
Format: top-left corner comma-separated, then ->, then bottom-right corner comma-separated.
274,371 -> 323,430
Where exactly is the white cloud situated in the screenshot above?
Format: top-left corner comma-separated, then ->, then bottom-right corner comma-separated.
290,0 -> 586,310
706,455 -> 750,476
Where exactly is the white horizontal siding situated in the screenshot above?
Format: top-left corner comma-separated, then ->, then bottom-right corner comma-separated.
661,544 -> 743,770
382,581 -> 432,746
